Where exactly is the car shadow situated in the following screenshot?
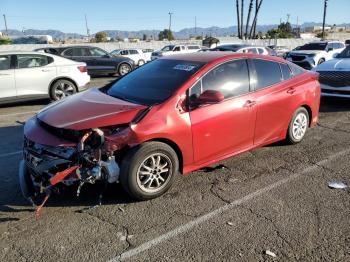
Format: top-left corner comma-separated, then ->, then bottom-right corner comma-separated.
320,97 -> 350,113
0,98 -> 50,108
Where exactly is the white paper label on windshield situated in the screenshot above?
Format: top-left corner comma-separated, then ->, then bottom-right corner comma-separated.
173,64 -> 197,71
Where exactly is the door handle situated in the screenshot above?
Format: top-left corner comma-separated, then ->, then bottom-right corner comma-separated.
287,88 -> 296,94
244,100 -> 256,108
0,73 -> 10,75
41,69 -> 51,72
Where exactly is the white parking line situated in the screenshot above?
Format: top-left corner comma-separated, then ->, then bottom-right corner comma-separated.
109,148 -> 350,262
0,111 -> 37,117
0,150 -> 22,159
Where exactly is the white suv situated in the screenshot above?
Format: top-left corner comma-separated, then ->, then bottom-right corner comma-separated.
0,51 -> 90,103
111,49 -> 149,66
286,41 -> 345,70
151,44 -> 201,60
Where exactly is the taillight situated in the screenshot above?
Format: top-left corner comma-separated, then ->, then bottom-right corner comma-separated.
78,66 -> 87,73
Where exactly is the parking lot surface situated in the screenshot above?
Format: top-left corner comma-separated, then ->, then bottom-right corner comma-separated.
1,77 -> 350,261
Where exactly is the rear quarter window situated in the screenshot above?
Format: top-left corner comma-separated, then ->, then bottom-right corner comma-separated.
280,63 -> 292,80
289,63 -> 305,76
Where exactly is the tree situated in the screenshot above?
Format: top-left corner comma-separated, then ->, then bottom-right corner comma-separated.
236,0 -> 241,38
245,0 -> 254,38
0,37 -> 12,45
158,29 -> 174,40
266,22 -> 293,39
95,31 -> 108,42
235,0 -> 264,39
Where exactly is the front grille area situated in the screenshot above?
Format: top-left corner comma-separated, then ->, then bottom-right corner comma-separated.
290,55 -> 306,61
318,71 -> 350,87
37,118 -> 83,142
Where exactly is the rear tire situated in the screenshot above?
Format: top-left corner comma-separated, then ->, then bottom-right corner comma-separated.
317,58 -> 325,65
286,107 -> 309,144
49,79 -> 77,101
120,142 -> 178,200
138,59 -> 145,66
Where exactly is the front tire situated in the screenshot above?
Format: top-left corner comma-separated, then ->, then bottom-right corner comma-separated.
49,79 -> 77,101
120,142 -> 178,200
118,63 -> 132,76
286,107 -> 309,144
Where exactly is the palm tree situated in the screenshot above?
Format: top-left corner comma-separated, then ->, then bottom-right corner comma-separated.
236,0 -> 241,38
249,0 -> 263,38
240,0 -> 244,39
252,0 -> 259,37
245,0 -> 254,38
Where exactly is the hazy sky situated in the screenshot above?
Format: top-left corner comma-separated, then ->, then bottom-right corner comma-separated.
2,0 -> 349,33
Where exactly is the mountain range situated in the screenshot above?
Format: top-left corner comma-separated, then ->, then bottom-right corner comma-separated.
2,22 -> 350,40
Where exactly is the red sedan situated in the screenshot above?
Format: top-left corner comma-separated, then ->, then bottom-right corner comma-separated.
20,52 -> 320,203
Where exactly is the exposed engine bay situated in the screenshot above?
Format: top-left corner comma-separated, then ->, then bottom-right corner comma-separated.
20,121 -> 128,218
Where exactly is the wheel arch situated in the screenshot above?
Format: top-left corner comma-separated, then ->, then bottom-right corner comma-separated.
144,138 -> 184,174
48,76 -> 78,94
300,104 -> 312,127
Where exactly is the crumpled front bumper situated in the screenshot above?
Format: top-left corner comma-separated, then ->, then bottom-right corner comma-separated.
18,160 -> 35,200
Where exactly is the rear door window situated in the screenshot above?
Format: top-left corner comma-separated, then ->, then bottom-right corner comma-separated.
289,63 -> 305,76
252,59 -> 282,90
16,54 -> 53,69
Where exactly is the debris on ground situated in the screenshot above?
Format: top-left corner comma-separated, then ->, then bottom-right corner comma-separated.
264,250 -> 277,258
118,207 -> 125,212
227,221 -> 234,226
328,181 -> 348,189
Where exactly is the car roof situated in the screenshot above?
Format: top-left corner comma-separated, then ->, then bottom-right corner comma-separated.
0,50 -> 55,55
160,51 -> 285,63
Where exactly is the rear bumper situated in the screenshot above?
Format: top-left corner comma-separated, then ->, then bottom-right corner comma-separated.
76,74 -> 91,91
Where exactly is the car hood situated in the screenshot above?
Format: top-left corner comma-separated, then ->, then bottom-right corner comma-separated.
315,58 -> 350,71
290,50 -> 323,55
37,88 -> 147,130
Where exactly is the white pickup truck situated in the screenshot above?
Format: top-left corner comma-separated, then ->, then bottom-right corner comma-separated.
151,44 -> 201,60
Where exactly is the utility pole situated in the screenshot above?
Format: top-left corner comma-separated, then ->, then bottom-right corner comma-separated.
194,16 -> 197,35
168,12 -> 173,32
322,0 -> 328,40
84,14 -> 90,40
287,14 -> 290,24
3,14 -> 8,35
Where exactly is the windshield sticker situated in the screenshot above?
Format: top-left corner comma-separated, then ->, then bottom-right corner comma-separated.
173,64 -> 197,71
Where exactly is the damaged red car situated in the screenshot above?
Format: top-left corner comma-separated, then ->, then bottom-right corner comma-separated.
20,52 -> 320,204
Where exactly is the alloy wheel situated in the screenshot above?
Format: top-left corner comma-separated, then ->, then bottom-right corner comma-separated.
292,112 -> 308,140
136,153 -> 172,193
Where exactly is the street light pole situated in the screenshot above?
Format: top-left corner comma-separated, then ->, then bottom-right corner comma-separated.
3,14 -> 8,35
168,12 -> 173,32
322,0 -> 328,40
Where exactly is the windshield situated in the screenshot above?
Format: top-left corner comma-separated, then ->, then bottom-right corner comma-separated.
336,46 -> 350,58
106,59 -> 205,106
298,43 -> 327,51
111,50 -> 121,55
161,45 -> 175,51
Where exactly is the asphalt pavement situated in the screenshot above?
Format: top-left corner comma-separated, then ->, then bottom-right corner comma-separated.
0,77 -> 350,261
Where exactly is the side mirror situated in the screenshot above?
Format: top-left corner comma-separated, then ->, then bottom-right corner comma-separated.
333,53 -> 339,58
103,54 -> 111,58
327,47 -> 333,52
198,90 -> 224,104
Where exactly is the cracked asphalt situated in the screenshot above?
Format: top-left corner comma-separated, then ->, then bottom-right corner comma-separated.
1,77 -> 350,261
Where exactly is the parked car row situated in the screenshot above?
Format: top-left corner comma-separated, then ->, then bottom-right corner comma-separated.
36,46 -> 135,76
110,48 -> 153,66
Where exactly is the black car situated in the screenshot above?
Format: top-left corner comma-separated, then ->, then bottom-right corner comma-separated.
34,46 -> 135,76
